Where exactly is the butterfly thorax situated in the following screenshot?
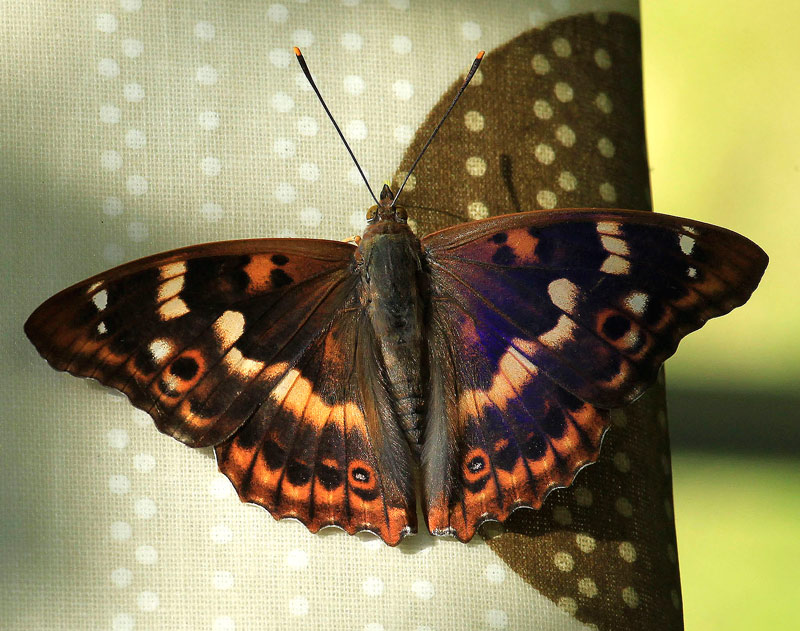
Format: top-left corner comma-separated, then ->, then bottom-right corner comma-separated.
358,218 -> 427,453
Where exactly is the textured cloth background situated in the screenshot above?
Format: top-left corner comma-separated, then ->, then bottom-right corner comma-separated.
1,2 -> 685,631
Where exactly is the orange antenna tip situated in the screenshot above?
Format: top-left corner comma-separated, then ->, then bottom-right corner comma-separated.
476,50 -> 485,60
293,46 -> 302,56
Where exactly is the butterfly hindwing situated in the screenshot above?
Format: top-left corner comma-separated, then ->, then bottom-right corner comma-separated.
423,297 -> 608,542
24,239 -> 359,448
421,207 -> 767,541
215,307 -> 416,545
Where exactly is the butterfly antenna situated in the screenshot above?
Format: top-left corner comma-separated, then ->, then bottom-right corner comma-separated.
392,51 -> 485,206
294,47 -> 379,206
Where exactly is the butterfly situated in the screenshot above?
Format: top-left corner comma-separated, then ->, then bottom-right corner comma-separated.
24,48 -> 768,547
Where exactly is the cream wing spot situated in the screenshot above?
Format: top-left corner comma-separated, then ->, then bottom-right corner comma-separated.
270,368 -> 302,404
619,329 -> 640,350
92,289 -> 109,311
538,315 -> 577,349
280,369 -> 313,418
158,297 -> 189,320
457,346 -> 538,416
148,338 -> 174,363
679,234 -> 696,255
596,221 -> 622,236
161,372 -> 181,392
221,348 -> 271,379
600,255 -> 630,275
600,235 -> 630,256
97,321 -> 108,335
547,278 -> 579,314
157,276 -> 184,302
687,267 -> 698,278
212,310 -> 246,348
624,292 -> 649,315
210,310 -> 272,378
159,261 -> 187,280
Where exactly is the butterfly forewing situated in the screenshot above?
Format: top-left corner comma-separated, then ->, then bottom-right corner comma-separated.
24,238 -> 359,448
420,208 -> 767,540
423,208 -> 768,408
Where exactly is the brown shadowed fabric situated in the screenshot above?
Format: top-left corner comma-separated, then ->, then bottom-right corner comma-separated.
396,13 -> 684,631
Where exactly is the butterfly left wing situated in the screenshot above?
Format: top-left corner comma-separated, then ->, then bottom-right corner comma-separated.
215,306 -> 417,545
25,237 -> 417,544
420,208 -> 767,541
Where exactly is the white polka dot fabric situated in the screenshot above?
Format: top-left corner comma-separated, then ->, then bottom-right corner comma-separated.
2,2 -> 651,630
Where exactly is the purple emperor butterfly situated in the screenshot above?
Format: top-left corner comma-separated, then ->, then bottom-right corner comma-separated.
25,49 -> 767,546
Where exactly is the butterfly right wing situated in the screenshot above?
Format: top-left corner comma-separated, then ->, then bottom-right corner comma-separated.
423,295 -> 609,542
420,208 -> 767,541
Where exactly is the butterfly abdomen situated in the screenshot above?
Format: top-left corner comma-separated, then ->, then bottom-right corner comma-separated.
360,224 -> 428,452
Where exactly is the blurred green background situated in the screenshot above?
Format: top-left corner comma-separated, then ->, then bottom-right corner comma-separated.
642,2 -> 800,629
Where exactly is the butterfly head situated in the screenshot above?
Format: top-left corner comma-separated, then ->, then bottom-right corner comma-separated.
366,183 -> 408,225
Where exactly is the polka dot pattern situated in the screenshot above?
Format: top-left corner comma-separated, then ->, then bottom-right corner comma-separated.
488,370 -> 681,630
398,14 -> 650,235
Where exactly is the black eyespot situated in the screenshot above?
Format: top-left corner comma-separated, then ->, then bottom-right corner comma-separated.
490,232 -> 508,244
352,467 -> 370,483
271,254 -> 289,266
170,356 -> 198,380
602,315 -> 631,340
467,456 -> 485,473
